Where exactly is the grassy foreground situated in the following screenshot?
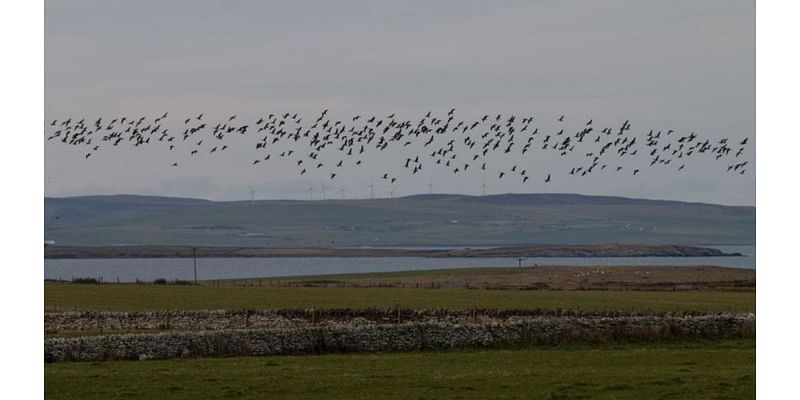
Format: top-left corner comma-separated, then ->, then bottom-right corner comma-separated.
45,284 -> 755,313
45,339 -> 755,400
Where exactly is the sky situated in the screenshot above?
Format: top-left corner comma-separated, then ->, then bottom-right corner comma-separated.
44,0 -> 755,206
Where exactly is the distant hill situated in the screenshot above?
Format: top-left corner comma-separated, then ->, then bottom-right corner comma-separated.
44,193 -> 755,247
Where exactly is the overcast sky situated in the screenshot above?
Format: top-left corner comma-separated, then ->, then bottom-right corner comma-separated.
44,0 -> 755,206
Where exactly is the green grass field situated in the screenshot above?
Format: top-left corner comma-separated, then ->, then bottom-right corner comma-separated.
45,275 -> 756,399
45,339 -> 755,400
45,283 -> 755,313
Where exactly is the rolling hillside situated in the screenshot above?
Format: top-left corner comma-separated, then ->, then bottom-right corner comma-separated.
44,193 -> 755,247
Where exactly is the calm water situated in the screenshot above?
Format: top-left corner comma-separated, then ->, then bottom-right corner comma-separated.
44,245 -> 755,282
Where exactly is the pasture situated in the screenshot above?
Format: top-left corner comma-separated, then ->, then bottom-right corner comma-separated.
45,283 -> 754,313
45,339 -> 755,400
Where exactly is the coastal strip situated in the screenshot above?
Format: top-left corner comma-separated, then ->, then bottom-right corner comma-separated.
45,243 -> 741,259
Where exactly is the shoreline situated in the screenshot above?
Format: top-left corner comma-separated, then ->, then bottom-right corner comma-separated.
44,243 -> 743,259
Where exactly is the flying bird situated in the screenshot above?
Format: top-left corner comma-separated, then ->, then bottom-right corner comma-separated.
46,110 -> 751,195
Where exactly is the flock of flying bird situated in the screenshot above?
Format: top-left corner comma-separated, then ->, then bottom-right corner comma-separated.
45,109 -> 751,187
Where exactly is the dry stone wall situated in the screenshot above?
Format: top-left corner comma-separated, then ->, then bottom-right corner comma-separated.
45,313 -> 754,362
45,308 -> 727,333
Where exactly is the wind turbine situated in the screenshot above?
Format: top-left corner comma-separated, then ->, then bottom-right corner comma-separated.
248,186 -> 256,204
426,181 -> 433,194
319,181 -> 328,200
